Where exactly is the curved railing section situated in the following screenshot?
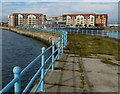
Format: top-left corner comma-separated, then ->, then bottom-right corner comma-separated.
51,28 -> 119,39
1,27 -> 68,94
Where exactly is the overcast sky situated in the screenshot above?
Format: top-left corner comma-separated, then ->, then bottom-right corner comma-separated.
1,0 -> 119,24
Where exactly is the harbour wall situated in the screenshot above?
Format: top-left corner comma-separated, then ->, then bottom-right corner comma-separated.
0,27 -> 60,46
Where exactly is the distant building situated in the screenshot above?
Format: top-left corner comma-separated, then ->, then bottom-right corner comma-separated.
47,17 -> 59,21
8,13 -> 46,27
0,22 -> 8,26
34,21 -> 66,28
60,14 -> 108,27
108,24 -> 119,27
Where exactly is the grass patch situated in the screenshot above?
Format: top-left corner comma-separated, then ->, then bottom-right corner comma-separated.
81,80 -> 85,85
117,73 -> 120,75
79,86 -> 84,88
77,68 -> 83,73
77,63 -> 83,72
89,84 -> 94,88
54,67 -> 65,70
80,75 -> 84,80
98,56 -> 120,66
66,34 -> 120,61
56,59 -> 67,62
70,55 -> 80,57
79,64 -> 82,68
53,83 -> 67,86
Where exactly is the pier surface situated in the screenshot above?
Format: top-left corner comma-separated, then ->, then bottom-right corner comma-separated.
32,52 -> 89,92
32,51 -> 118,92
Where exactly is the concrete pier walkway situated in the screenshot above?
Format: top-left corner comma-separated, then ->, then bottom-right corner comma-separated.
32,52 -> 90,92
32,51 -> 119,93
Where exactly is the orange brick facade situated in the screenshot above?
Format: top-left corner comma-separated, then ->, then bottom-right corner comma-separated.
61,14 -> 108,27
8,13 -> 46,27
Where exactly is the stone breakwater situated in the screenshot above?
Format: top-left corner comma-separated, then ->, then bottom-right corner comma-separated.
0,27 -> 60,46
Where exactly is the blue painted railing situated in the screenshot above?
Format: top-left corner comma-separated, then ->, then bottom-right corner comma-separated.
1,28 -> 68,93
51,28 -> 119,39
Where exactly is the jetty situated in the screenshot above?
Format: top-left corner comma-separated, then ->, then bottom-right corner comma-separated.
0,27 -> 119,93
31,52 -> 89,92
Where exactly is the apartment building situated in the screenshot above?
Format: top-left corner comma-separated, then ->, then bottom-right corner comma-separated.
60,14 -> 108,27
8,13 -> 46,27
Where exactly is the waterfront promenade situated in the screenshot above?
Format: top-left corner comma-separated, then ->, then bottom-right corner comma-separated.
32,52 -> 88,92
0,26 -> 68,93
32,50 -> 118,92
1,26 -> 119,93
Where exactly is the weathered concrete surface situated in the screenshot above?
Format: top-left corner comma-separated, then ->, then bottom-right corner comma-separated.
97,54 -> 119,65
32,84 -> 82,92
55,61 -> 80,71
32,53 -> 88,92
45,70 -> 82,87
43,53 -> 87,92
32,53 -> 119,92
82,57 -> 119,92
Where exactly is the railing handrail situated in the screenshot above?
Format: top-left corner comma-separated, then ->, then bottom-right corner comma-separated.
1,78 -> 19,93
1,27 -> 68,94
52,28 -> 119,39
21,52 -> 43,76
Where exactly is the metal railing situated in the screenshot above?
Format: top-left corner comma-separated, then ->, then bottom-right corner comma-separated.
1,27 -> 68,94
52,28 -> 119,39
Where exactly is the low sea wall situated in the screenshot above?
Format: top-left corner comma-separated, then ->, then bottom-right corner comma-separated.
0,27 -> 60,46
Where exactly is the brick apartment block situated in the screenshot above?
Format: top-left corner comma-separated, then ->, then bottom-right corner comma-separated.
60,14 -> 108,27
8,13 -> 46,27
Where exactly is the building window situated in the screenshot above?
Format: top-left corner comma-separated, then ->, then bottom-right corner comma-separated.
28,15 -> 36,25
19,17 -> 23,25
81,18 -> 83,20
72,16 -> 75,19
67,18 -> 70,21
67,17 -> 71,25
91,17 -> 94,22
76,17 -> 80,24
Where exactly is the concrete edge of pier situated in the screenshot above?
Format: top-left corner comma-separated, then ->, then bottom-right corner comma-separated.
0,26 -> 60,46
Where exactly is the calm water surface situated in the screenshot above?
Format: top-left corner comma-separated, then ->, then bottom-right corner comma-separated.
1,29 -> 51,91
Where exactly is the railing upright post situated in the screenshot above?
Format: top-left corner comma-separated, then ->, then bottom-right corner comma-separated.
97,30 -> 98,35
13,66 -> 21,93
64,33 -> 66,48
52,41 -> 55,70
63,33 -> 66,48
77,29 -> 78,33
92,30 -> 93,35
58,37 -> 61,59
102,30 -> 103,36
116,31 -> 118,39
41,47 -> 46,92
112,31 -> 114,38
66,32 -> 68,45
82,29 -> 83,34
62,35 -> 64,53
